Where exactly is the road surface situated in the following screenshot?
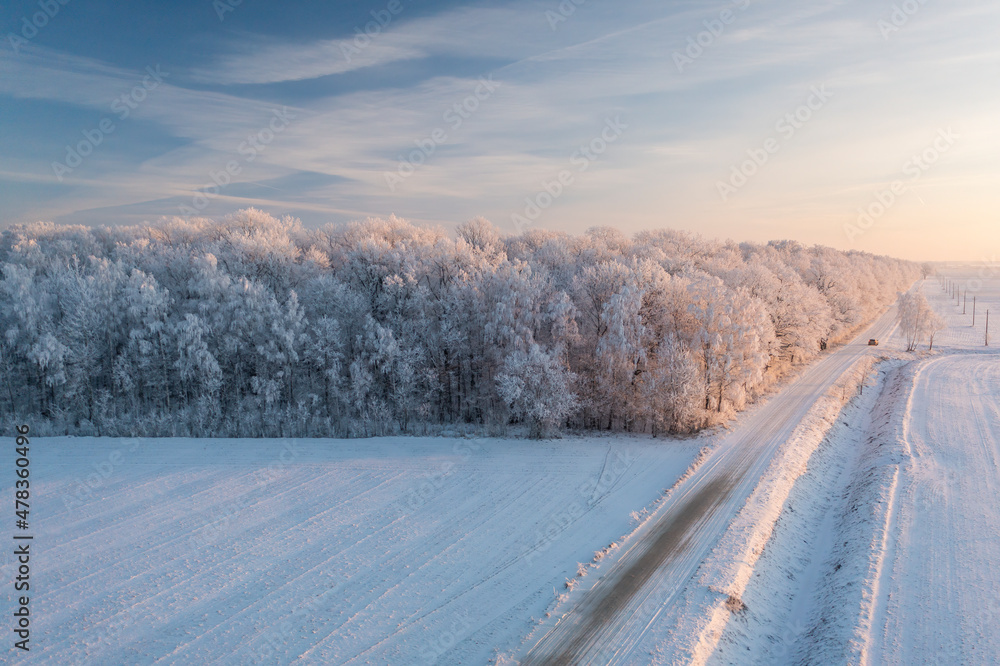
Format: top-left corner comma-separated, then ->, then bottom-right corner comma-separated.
521,307 -> 901,664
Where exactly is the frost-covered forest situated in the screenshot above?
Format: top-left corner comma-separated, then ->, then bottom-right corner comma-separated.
0,209 -> 920,438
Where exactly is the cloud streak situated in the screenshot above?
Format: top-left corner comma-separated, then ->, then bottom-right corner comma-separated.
1,0 -> 999,259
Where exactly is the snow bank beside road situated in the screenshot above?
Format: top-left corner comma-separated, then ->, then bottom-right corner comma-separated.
705,358 -> 912,665
664,355 -> 881,664
801,361 -> 914,664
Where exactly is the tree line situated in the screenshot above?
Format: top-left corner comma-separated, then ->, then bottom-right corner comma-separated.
0,209 -> 920,438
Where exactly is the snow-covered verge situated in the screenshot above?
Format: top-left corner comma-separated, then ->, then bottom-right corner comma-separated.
788,360 -> 915,665
0,433 -> 700,664
654,353 -> 883,664
705,356 -> 906,665
798,274 -> 1000,665
703,357 -> 915,665
504,305 -> 903,664
780,351 -> 1000,666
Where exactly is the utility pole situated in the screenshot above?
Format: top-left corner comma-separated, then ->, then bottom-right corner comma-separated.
987,309 -> 991,347
973,296 -> 977,326
964,290 -> 967,314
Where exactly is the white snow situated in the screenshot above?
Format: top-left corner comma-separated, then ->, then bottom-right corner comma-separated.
3,434 -> 700,664
688,354 -> 879,664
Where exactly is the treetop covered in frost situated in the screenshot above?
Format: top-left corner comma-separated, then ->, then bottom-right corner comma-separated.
0,209 -> 920,438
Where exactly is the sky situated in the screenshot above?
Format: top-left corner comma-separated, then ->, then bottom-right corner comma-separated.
1,0 -> 998,261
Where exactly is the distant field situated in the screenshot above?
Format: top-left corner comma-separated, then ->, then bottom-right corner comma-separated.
920,267 -> 1000,348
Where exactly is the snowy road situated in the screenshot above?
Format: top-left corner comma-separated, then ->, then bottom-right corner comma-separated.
521,308 -> 901,664
870,351 -> 1000,664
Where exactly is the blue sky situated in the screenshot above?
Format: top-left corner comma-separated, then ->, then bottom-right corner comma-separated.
1,0 -> 998,260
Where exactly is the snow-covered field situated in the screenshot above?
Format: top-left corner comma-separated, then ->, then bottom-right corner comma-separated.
3,434 -> 701,664
869,273 -> 1000,664
872,352 -> 1000,663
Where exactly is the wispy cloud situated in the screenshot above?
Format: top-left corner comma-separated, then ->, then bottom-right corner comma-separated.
2,0 -> 999,259
189,5 -> 551,85
0,44 -> 305,141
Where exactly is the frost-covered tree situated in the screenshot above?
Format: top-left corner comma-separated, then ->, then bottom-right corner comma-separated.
496,344 -> 577,438
925,308 -> 946,351
898,291 -> 945,352
0,209 -> 921,438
